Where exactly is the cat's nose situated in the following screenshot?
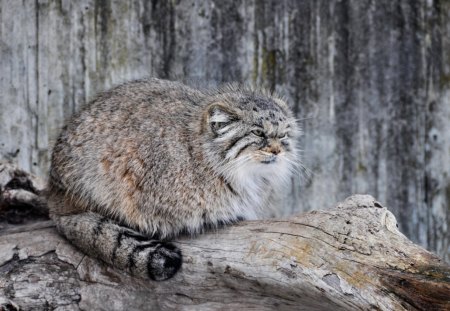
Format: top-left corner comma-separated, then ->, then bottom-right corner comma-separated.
269,146 -> 281,155
263,141 -> 282,155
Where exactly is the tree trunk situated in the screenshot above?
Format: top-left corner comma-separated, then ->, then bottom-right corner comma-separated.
1,0 -> 449,263
0,163 -> 448,311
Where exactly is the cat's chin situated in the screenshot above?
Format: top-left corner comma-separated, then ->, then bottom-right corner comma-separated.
257,157 -> 293,183
246,157 -> 287,175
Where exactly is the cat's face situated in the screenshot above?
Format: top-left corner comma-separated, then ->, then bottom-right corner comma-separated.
203,91 -> 300,185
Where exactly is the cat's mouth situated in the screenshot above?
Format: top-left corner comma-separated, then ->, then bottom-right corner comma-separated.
260,154 -> 277,164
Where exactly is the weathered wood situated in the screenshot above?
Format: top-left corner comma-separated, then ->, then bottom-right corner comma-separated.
0,162 -> 48,234
0,163 -> 449,310
0,0 -> 448,263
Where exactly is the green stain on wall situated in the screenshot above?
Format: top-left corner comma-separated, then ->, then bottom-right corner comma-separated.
259,47 -> 277,91
440,74 -> 450,88
357,162 -> 367,173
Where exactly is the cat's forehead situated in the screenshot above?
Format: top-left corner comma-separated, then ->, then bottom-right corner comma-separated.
235,95 -> 290,126
210,90 -> 292,128
254,109 -> 288,127
238,94 -> 286,112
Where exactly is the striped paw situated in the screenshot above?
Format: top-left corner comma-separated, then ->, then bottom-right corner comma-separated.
123,236 -> 182,281
147,242 -> 182,281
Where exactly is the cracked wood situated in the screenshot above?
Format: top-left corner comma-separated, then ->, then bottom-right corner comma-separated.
1,192 -> 449,310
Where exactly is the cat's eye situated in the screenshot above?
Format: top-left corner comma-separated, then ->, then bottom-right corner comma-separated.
280,133 -> 288,139
251,129 -> 265,137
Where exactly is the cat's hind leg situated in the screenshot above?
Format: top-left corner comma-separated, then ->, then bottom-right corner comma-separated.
53,211 -> 182,281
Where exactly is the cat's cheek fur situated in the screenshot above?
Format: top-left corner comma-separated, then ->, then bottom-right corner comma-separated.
222,157 -> 293,221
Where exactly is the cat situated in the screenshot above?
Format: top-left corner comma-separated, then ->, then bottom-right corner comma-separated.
47,78 -> 300,280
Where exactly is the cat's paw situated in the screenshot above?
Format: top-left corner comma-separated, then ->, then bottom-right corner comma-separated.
147,242 -> 182,281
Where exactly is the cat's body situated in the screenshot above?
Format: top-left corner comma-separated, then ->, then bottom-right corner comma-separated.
48,78 -> 299,280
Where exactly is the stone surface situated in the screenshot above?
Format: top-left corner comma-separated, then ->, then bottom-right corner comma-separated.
0,0 -> 448,262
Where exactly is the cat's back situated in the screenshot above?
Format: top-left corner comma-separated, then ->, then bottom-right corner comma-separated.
72,78 -> 201,134
55,78 -> 202,155
50,78 -> 205,204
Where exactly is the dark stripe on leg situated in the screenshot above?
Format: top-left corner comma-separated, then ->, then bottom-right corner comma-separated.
90,217 -> 108,249
146,248 -> 157,280
112,228 -> 157,264
93,217 -> 108,236
128,243 -> 160,274
111,231 -> 124,263
122,230 -> 151,242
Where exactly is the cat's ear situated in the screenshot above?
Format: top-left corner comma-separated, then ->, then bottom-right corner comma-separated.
207,104 -> 238,134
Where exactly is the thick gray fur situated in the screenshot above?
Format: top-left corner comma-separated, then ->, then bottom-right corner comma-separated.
47,78 -> 300,280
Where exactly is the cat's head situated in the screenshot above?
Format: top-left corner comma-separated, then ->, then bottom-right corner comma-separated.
201,86 -> 301,187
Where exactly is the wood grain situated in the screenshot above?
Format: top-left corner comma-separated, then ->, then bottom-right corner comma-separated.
0,165 -> 448,310
0,195 -> 448,310
0,0 -> 448,263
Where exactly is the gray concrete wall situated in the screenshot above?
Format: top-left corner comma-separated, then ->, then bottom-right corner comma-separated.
1,0 -> 448,261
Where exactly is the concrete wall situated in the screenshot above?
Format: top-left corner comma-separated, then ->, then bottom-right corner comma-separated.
1,0 -> 448,261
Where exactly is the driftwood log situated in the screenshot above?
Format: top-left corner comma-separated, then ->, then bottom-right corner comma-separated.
0,163 -> 449,311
